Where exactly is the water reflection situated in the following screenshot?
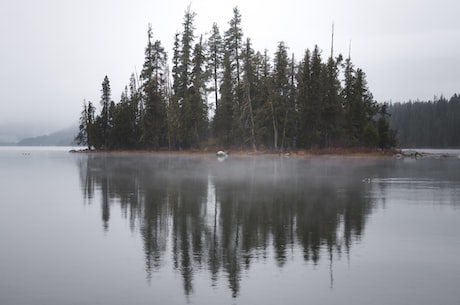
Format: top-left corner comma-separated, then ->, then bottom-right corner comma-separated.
77,155 -> 379,297
364,157 -> 460,208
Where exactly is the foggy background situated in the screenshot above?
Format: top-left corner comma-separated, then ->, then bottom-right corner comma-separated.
1,0 -> 459,143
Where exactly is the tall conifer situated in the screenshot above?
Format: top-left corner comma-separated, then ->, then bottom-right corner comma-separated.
139,25 -> 168,149
207,23 -> 223,114
241,38 -> 257,151
177,6 -> 197,148
224,7 -> 244,146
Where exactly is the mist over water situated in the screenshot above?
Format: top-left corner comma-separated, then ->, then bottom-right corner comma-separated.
1,148 -> 460,304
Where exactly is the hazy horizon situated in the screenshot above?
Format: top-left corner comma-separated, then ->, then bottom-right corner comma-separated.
1,0 -> 459,142
0,121 -> 77,144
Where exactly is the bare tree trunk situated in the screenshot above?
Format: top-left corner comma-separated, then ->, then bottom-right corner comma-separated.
281,109 -> 288,153
214,65 -> 218,113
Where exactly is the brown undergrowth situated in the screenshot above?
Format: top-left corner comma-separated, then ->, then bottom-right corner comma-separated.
71,147 -> 401,158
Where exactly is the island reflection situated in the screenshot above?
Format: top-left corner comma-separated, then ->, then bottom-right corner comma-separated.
77,154 -> 378,297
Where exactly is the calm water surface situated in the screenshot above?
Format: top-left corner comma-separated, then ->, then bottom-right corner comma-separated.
1,147 -> 459,305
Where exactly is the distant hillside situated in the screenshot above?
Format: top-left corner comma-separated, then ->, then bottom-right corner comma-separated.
0,121 -> 61,144
16,125 -> 79,146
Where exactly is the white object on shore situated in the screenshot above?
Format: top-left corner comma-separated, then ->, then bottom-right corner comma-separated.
216,150 -> 228,162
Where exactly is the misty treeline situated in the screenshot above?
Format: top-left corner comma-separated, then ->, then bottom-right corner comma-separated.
388,94 -> 460,148
76,6 -> 396,151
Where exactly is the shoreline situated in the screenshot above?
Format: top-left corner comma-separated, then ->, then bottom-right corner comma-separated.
70,147 -> 402,158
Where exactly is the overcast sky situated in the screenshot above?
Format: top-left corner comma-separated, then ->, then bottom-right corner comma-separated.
1,0 -> 459,133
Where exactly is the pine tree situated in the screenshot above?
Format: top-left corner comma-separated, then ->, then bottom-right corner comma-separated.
377,103 -> 397,149
189,35 -> 209,146
169,33 -> 182,149
176,6 -> 197,148
254,49 -> 273,149
75,100 -> 95,150
272,41 -> 291,151
214,50 -> 233,147
296,49 -> 311,147
296,46 -> 323,148
309,45 -> 323,147
76,6 -> 393,151
75,101 -> 89,148
110,88 -> 129,148
353,68 -> 378,146
207,23 -> 223,115
225,7 -> 244,146
110,78 -> 140,149
342,56 -> 357,145
341,57 -> 379,147
287,52 -> 297,149
320,54 -> 343,147
128,73 -> 142,145
225,7 -> 243,86
178,6 -> 195,98
99,75 -> 112,148
241,38 -> 257,151
139,25 -> 168,149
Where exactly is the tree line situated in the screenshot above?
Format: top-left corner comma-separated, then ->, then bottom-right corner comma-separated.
388,94 -> 460,148
76,6 -> 396,151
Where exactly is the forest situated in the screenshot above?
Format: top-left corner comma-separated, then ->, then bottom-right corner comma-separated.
76,6 -> 398,151
389,94 -> 460,148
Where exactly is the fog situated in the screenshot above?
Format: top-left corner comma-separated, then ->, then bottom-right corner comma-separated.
2,148 -> 460,304
1,0 -> 460,140
0,121 -> 71,144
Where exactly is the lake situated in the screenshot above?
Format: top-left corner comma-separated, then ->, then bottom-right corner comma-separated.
1,147 -> 459,305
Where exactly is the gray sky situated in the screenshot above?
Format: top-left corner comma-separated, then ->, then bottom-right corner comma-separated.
1,0 -> 459,133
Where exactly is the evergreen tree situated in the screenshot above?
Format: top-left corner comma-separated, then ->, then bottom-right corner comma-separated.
352,68 -> 378,146
309,45 -> 323,147
341,56 -> 355,143
376,103 -> 397,149
110,79 -> 140,149
207,23 -> 223,115
76,6 -> 404,152
320,54 -> 343,147
296,46 -> 323,148
214,50 -> 234,147
75,100 -> 95,150
188,36 -> 209,146
99,75 -> 112,148
225,7 -> 243,86
340,60 -> 380,147
169,33 -> 182,149
272,41 -> 291,151
128,73 -> 142,144
176,6 -> 197,148
286,52 -> 297,149
75,101 -> 89,148
139,25 -> 168,149
388,94 -> 460,148
296,49 -> 311,147
225,7 -> 244,146
241,38 -> 257,151
254,49 -> 274,149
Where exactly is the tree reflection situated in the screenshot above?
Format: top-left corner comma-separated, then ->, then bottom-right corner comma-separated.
77,155 -> 377,297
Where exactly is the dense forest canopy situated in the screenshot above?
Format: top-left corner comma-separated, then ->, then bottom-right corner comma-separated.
388,94 -> 460,148
76,6 -> 399,151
